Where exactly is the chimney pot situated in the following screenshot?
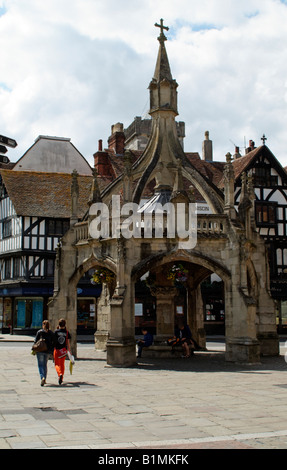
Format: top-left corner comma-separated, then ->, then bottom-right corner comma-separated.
98,139 -> 103,151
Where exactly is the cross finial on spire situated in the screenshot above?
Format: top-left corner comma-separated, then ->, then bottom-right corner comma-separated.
261,134 -> 267,145
155,18 -> 169,41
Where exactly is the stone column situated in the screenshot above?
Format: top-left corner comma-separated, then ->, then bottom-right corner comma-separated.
151,287 -> 177,343
225,280 -> 260,364
187,284 -> 206,349
106,279 -> 136,366
223,152 -> 236,219
94,283 -> 111,350
106,238 -> 136,366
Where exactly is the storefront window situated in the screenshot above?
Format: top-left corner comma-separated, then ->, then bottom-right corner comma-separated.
3,297 -> 12,330
205,299 -> 225,322
15,298 -> 43,329
77,298 -> 96,330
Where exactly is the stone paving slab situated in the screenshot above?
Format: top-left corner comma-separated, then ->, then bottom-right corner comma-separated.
0,339 -> 287,449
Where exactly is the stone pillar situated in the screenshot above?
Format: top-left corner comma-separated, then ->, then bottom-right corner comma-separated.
225,282 -> 260,363
256,269 -> 279,356
151,287 -> 177,343
106,240 -> 136,367
94,283 -> 111,350
106,280 -> 136,366
223,152 -> 236,219
187,284 -> 206,349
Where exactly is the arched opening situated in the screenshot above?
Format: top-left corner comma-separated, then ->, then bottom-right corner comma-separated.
76,268 -> 101,335
132,252 -> 230,356
69,258 -> 117,347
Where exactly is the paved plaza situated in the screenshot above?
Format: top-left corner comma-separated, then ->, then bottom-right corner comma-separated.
1,335 -> 287,450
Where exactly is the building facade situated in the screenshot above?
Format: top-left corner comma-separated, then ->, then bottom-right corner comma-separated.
0,136 -> 101,334
231,143 -> 287,332
1,24 -> 285,351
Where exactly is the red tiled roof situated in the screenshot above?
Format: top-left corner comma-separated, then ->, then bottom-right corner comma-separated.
231,147 -> 261,180
217,147 -> 263,188
185,153 -> 225,187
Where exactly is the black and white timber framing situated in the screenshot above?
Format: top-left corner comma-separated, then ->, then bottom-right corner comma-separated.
234,145 -> 287,303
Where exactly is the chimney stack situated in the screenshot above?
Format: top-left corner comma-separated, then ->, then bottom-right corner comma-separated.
93,140 -> 113,178
245,140 -> 256,154
108,122 -> 125,155
202,131 -> 213,161
233,146 -> 241,159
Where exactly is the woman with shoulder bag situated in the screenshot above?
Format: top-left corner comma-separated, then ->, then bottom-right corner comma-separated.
33,320 -> 55,386
53,318 -> 71,385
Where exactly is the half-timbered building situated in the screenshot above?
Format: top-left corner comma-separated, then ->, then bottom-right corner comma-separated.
0,136 -> 97,333
231,142 -> 287,332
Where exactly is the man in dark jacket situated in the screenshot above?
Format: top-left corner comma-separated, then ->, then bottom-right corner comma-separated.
137,328 -> 153,358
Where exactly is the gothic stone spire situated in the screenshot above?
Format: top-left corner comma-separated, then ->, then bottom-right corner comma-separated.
149,19 -> 178,115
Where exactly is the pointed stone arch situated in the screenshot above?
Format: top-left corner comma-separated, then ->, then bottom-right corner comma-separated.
131,248 -> 232,351
131,248 -> 231,285
69,255 -> 117,288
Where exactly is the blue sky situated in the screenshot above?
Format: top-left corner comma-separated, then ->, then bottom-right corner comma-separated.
0,0 -> 287,168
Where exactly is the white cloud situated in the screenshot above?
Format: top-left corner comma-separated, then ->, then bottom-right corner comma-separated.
0,0 -> 287,168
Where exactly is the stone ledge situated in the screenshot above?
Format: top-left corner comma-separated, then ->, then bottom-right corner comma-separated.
138,344 -> 195,358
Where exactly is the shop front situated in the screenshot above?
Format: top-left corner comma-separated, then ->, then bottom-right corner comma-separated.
0,283 -> 101,335
0,284 -> 53,334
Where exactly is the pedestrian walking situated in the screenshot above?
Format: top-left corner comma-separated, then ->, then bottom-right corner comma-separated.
53,318 -> 71,385
33,320 -> 55,386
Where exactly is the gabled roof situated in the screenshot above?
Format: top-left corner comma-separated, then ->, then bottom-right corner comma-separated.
0,169 -> 92,218
232,147 -> 262,181
217,145 -> 287,189
234,145 -> 287,183
12,135 -> 92,175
